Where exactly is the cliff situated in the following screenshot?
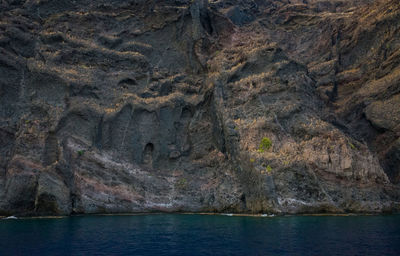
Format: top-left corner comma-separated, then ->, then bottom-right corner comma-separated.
0,0 -> 399,216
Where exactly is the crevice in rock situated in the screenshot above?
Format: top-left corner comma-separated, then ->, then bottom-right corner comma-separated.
43,132 -> 59,166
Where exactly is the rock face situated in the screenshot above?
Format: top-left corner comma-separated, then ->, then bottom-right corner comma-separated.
0,0 -> 399,216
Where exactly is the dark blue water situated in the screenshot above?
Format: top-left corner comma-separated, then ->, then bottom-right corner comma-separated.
1,214 -> 399,256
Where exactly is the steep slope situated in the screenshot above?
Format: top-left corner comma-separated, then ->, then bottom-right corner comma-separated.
0,0 -> 399,216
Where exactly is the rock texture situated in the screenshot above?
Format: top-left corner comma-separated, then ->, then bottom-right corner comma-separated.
0,0 -> 399,216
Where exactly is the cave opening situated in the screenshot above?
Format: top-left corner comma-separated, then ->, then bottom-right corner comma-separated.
142,143 -> 154,167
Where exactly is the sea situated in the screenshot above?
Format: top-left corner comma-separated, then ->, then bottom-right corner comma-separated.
0,214 -> 399,255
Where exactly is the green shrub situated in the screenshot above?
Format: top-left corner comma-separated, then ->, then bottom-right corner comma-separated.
266,165 -> 272,173
258,137 -> 272,152
77,150 -> 85,156
176,178 -> 187,190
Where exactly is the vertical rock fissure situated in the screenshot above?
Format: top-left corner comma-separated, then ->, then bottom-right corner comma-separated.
119,107 -> 134,152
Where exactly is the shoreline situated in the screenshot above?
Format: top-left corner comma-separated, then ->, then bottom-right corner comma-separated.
2,212 -> 398,220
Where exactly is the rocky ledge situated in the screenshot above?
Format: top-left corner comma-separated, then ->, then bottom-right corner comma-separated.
0,0 -> 399,216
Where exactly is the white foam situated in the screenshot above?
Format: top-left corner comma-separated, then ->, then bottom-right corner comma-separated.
4,216 -> 17,219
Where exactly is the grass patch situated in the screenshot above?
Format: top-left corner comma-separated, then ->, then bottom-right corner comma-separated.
348,142 -> 356,150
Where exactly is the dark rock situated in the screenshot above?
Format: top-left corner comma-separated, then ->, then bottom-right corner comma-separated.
224,6 -> 254,26
0,0 -> 399,216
